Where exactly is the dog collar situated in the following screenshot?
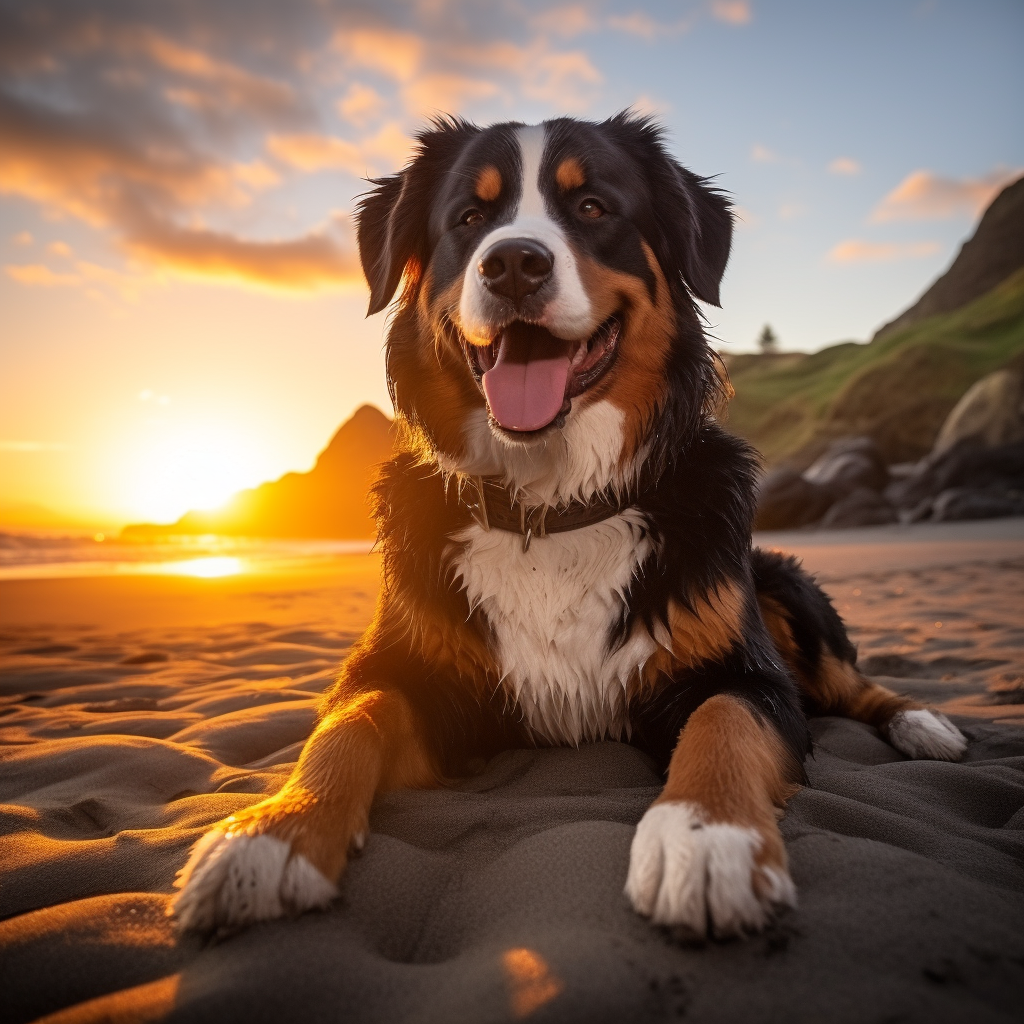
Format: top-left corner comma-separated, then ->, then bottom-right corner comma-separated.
458,475 -> 641,552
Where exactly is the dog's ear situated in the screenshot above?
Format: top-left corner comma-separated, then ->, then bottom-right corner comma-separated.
669,165 -> 733,308
605,113 -> 733,307
356,117 -> 479,317
357,173 -> 415,316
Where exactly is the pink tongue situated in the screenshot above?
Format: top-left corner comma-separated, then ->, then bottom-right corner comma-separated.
483,340 -> 570,432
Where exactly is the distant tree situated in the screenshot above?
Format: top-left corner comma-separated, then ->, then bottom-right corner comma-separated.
758,324 -> 779,354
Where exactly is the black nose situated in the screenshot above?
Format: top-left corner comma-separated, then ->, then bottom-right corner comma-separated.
477,238 -> 554,304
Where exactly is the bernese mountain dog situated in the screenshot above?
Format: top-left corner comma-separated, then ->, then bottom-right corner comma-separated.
171,114 -> 966,939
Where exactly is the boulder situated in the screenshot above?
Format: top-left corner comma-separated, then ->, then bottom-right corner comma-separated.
933,368 -> 1024,455
803,436 -> 889,493
931,487 -> 1024,523
819,487 -> 898,529
886,438 -> 1024,512
754,469 -> 838,530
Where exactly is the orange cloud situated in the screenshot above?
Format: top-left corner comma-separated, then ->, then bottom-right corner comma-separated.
5,264 -> 81,287
712,1 -> 753,25
121,212 -> 362,292
871,168 -> 1021,222
267,123 -> 410,177
334,27 -> 424,82
829,157 -> 861,176
118,28 -> 301,120
608,13 -> 659,39
751,143 -> 778,163
531,5 -> 597,37
827,239 -> 941,263
337,83 -> 388,127
401,74 -> 500,116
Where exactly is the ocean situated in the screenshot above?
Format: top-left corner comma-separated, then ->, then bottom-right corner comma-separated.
0,532 -> 373,580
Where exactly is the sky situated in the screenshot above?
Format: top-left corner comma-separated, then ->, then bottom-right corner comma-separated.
1,0 -> 1022,527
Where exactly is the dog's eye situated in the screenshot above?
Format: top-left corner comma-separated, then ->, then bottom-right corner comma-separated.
579,199 -> 605,219
461,209 -> 485,227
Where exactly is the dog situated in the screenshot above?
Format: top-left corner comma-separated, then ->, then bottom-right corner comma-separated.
170,113 -> 966,938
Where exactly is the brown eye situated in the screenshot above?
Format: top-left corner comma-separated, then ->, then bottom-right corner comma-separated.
462,209 -> 484,226
579,198 -> 605,218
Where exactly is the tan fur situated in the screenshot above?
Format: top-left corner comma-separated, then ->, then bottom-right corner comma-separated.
475,164 -> 502,202
407,266 -> 487,459
636,582 -> 745,695
656,694 -> 800,895
759,594 -> 919,728
574,243 -> 676,461
217,689 -> 437,883
373,589 -> 499,686
555,157 -> 585,191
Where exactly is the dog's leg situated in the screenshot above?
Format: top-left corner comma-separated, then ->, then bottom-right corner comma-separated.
625,693 -> 800,937
753,548 -> 966,762
170,687 -> 436,933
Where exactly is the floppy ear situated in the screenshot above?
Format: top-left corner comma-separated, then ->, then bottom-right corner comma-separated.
671,165 -> 733,308
604,113 -> 733,307
356,117 -> 480,317
356,173 -> 416,316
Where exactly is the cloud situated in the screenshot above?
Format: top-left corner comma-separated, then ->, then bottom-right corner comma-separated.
608,13 -> 660,39
827,239 -> 941,263
711,1 -> 753,25
751,143 -> 779,163
333,27 -> 425,82
871,168 -> 1021,222
48,241 -> 73,257
778,202 -> 807,220
401,74 -> 500,117
12,230 -> 32,245
5,264 -> 82,287
530,5 -> 596,38
337,83 -> 388,128
121,208 -> 362,291
829,157 -> 861,176
267,122 -> 411,176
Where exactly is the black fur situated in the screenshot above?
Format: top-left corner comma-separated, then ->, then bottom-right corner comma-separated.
340,113 -> 851,782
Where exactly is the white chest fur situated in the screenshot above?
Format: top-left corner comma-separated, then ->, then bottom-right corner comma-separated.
450,511 -> 659,745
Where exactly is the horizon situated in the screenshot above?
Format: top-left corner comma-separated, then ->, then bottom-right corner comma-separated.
2,0 -> 1022,527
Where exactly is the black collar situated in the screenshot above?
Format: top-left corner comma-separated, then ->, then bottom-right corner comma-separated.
457,475 -> 645,552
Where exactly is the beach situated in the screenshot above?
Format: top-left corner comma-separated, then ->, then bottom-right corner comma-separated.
2,519 -> 1023,1023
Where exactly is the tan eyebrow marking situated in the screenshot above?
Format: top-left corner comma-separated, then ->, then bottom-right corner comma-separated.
555,157 -> 585,191
475,165 -> 502,202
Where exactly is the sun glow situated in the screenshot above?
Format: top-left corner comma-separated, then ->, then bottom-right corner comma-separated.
120,420 -> 266,524
161,556 -> 243,578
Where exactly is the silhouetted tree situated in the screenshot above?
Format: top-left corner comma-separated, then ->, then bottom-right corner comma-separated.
758,324 -> 779,354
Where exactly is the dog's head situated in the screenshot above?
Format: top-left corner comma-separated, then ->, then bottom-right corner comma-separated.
357,113 -> 732,503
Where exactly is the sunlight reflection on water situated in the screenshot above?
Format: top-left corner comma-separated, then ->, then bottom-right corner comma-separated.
159,556 -> 243,578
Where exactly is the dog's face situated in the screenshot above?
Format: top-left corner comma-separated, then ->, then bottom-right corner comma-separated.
357,114 -> 732,500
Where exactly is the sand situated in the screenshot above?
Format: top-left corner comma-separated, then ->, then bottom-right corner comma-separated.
1,519 -> 1023,1023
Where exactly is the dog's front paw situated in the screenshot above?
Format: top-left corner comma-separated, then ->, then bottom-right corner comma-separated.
886,709 -> 966,761
170,826 -> 339,933
624,801 -> 795,938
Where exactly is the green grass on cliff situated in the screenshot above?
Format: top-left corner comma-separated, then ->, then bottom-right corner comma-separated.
721,267 -> 1024,467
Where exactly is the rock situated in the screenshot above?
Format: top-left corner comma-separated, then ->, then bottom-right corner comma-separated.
931,487 -> 1024,523
754,469 -> 838,530
804,436 -> 889,493
933,368 -> 1024,455
819,487 -> 898,528
886,438 -> 1024,512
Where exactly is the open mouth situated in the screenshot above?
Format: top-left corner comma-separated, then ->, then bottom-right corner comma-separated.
465,316 -> 621,433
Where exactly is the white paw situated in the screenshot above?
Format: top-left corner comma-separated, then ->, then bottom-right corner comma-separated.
170,829 -> 337,932
624,802 -> 795,938
886,709 -> 966,762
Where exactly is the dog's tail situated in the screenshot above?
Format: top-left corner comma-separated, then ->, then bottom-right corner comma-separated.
750,548 -> 964,760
